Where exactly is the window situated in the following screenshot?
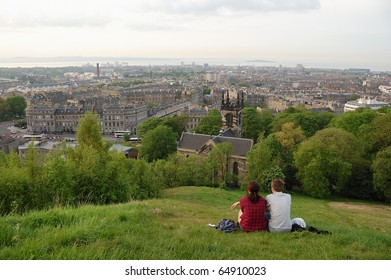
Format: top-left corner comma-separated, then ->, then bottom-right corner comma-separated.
233,162 -> 239,176
225,113 -> 233,126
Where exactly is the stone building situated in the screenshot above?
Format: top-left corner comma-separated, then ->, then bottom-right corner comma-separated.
177,132 -> 253,184
102,104 -> 148,135
26,104 -> 148,135
220,90 -> 244,137
179,107 -> 208,131
118,88 -> 181,105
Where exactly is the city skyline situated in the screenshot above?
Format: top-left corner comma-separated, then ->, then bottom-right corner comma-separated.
1,0 -> 390,70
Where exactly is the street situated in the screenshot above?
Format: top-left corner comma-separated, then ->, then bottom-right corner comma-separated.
0,121 -> 27,137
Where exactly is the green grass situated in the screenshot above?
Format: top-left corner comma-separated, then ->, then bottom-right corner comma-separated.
0,186 -> 390,260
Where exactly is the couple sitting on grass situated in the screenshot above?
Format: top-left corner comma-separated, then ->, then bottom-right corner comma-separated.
231,178 -> 305,233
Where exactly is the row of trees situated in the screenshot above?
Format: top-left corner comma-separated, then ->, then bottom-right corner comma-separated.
0,112 -> 159,215
242,106 -> 391,202
0,112 -> 236,215
1,105 -> 390,215
0,95 -> 27,121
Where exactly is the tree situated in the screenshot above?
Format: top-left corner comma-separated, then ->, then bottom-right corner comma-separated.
241,107 -> 263,142
137,115 -> 189,140
245,140 -> 283,191
0,97 -> 11,121
358,111 -> 391,157
372,146 -> 391,202
258,108 -> 274,138
139,125 -> 177,162
40,148 -> 77,207
76,111 -> 107,152
329,107 -> 378,136
207,142 -> 233,188
127,158 -> 161,199
274,122 -> 306,150
0,152 -> 29,215
123,132 -> 130,142
203,87 -> 211,95
272,107 -> 334,137
15,119 -> 27,128
137,117 -> 162,137
6,95 -> 27,118
294,128 -> 362,198
161,114 -> 190,139
272,122 -> 306,188
194,109 -> 222,135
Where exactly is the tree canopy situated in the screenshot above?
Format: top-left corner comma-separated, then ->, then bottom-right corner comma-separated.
137,115 -> 190,140
272,107 -> 334,137
0,95 -> 27,121
139,125 -> 177,162
329,107 -> 378,136
194,109 -> 222,135
294,128 -> 362,198
76,111 -> 107,152
241,107 -> 263,142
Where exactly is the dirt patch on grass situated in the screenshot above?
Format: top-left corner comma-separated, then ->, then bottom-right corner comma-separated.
329,202 -> 391,217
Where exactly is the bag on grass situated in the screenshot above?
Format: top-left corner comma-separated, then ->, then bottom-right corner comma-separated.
215,219 -> 237,233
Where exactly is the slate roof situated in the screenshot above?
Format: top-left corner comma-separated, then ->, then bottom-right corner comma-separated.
178,132 -> 253,157
178,133 -> 212,151
219,128 -> 236,138
212,136 -> 253,157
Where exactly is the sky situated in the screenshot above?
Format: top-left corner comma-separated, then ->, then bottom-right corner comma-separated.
0,0 -> 390,70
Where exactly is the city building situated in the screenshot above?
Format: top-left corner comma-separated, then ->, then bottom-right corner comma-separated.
26,104 -> 148,135
379,85 -> 391,95
102,104 -> 148,135
180,107 -> 208,131
344,97 -> 389,112
205,72 -> 221,84
220,90 -> 244,137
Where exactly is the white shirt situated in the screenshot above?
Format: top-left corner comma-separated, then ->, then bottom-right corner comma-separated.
266,192 -> 292,232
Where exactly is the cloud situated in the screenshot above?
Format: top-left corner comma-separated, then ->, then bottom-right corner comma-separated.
142,0 -> 321,15
0,0 -> 321,30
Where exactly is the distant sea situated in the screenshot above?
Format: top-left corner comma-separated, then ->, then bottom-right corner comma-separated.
0,57 -> 278,68
0,57 -> 389,72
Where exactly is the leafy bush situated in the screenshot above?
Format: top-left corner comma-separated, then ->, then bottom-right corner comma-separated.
0,221 -> 14,247
0,167 -> 30,215
372,146 -> 391,203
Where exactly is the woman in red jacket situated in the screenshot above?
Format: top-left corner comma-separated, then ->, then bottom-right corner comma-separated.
231,181 -> 268,232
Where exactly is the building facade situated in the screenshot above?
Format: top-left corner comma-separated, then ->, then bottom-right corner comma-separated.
220,90 -> 244,137
26,104 -> 148,135
344,97 -> 389,112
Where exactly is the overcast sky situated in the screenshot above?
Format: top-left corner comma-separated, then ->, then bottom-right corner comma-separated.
0,0 -> 390,70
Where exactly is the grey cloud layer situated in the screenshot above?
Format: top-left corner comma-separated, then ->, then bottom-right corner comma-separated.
0,0 -> 320,29
147,0 -> 321,14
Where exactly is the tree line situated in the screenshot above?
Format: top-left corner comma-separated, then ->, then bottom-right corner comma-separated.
0,112 -> 235,215
1,105 -> 390,215
242,106 -> 391,202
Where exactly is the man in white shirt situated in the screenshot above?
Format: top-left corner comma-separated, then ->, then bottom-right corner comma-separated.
266,178 -> 292,232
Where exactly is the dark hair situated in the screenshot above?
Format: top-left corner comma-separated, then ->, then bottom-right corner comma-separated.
271,178 -> 285,192
247,180 -> 260,203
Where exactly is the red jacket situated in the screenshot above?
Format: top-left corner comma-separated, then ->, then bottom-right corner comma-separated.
240,196 -> 268,232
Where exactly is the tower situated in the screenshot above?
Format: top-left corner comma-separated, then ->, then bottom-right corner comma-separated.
220,90 -> 244,137
96,63 -> 100,77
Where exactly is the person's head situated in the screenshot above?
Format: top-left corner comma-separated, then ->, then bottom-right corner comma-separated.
271,178 -> 285,193
247,180 -> 260,202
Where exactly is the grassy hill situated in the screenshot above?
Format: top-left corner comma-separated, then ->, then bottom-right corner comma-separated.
0,186 -> 390,260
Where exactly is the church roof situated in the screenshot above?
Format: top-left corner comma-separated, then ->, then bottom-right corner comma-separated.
178,132 -> 253,157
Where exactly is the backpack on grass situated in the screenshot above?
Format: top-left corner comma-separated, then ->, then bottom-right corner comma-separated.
215,219 -> 237,233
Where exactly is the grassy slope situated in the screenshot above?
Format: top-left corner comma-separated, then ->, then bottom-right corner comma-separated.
0,186 -> 390,260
